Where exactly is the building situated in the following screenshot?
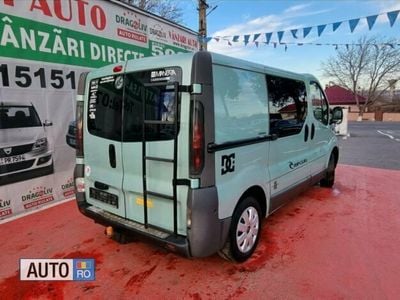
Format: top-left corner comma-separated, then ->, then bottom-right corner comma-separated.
324,85 -> 366,112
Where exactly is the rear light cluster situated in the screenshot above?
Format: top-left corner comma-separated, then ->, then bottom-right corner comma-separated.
76,101 -> 84,158
190,101 -> 205,175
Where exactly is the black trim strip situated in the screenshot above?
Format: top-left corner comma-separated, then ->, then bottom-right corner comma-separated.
207,135 -> 277,153
173,179 -> 191,186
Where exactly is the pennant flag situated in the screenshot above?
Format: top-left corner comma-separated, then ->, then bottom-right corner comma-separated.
232,35 -> 239,42
277,31 -> 284,43
303,27 -> 312,38
317,24 -> 326,36
349,18 -> 360,33
214,37 -> 220,42
333,21 -> 342,32
265,32 -> 272,44
253,33 -> 261,42
244,34 -> 250,46
291,29 -> 298,39
205,37 -> 212,43
387,10 -> 399,27
366,15 -> 378,30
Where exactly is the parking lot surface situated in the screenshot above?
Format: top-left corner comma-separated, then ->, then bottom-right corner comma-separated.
339,121 -> 400,170
1,164 -> 400,299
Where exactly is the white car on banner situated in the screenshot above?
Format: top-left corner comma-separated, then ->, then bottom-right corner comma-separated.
0,102 -> 53,185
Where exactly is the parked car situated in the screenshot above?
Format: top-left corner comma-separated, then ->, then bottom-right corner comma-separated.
66,120 -> 76,149
0,102 -> 53,185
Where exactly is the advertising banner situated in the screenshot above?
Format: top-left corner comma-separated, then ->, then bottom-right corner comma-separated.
0,0 -> 198,221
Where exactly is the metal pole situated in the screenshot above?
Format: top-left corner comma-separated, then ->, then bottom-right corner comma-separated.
199,0 -> 208,50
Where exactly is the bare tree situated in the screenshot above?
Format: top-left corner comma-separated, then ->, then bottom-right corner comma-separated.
322,36 -> 400,120
119,0 -> 183,23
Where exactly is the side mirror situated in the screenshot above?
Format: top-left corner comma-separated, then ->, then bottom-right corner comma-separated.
43,120 -> 53,127
330,107 -> 343,125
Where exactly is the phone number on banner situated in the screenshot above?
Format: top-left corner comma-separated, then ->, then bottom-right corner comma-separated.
0,64 -> 79,90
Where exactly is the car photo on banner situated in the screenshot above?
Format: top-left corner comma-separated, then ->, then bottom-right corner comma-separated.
0,102 -> 54,186
66,120 -> 76,149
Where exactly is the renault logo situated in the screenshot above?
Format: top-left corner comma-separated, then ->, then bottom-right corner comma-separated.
4,148 -> 12,155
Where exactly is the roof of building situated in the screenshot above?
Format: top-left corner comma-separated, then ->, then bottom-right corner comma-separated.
325,85 -> 366,105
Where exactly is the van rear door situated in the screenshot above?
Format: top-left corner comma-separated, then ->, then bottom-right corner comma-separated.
84,73 -> 126,217
121,68 -> 184,234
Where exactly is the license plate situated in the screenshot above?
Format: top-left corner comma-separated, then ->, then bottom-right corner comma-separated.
0,155 -> 25,166
89,188 -> 118,208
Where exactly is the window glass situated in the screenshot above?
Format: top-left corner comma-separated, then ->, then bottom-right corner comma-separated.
87,75 -> 123,141
310,82 -> 329,125
0,105 -> 42,129
266,75 -> 307,137
213,65 -> 268,143
124,72 -> 176,141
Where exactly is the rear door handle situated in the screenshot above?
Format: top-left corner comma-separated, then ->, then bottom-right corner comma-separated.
304,124 -> 309,142
311,124 -> 315,140
109,144 -> 116,168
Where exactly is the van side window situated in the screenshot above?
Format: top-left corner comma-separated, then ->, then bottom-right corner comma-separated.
266,75 -> 307,137
213,65 -> 268,144
310,82 -> 329,125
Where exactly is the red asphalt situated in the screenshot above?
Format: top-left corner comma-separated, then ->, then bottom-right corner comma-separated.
1,164 -> 400,299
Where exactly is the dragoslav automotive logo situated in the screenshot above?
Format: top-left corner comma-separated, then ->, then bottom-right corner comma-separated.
61,178 -> 75,198
0,198 -> 12,218
115,11 -> 148,43
149,24 -> 167,42
22,186 -> 54,209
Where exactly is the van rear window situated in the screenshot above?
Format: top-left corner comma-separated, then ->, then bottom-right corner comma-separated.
87,68 -> 181,142
87,75 -> 123,141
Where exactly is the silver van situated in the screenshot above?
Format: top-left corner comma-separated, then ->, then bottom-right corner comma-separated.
0,102 -> 53,185
74,52 -> 343,261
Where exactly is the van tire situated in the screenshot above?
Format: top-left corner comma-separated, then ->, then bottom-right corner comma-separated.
320,154 -> 335,188
218,196 -> 262,262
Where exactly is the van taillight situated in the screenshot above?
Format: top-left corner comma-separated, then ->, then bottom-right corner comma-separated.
76,101 -> 84,158
190,101 -> 204,175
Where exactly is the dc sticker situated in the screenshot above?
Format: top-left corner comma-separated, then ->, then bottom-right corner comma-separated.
221,153 -> 235,175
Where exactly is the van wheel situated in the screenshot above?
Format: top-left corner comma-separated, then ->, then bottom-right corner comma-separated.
320,154 -> 335,188
219,196 -> 261,262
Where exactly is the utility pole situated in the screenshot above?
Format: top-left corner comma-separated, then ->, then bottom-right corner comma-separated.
198,0 -> 208,50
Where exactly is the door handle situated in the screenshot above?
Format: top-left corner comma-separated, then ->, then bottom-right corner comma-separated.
109,144 -> 116,168
304,124 -> 309,142
311,124 -> 315,140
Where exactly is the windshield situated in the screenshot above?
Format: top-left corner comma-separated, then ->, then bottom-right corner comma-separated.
0,105 -> 42,129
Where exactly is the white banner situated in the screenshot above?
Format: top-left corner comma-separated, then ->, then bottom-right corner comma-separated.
0,0 -> 198,221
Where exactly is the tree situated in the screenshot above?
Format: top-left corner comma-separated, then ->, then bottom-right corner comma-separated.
119,0 -> 183,23
322,36 -> 400,120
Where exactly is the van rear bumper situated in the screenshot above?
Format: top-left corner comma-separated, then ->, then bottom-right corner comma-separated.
76,192 -> 191,257
75,185 -> 230,258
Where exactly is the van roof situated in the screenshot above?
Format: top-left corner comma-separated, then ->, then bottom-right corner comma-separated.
91,51 -> 319,83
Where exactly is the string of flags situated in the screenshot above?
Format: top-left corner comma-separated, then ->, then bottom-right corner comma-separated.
201,9 -> 400,47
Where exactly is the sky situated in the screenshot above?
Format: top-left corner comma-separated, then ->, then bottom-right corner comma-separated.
178,0 -> 400,86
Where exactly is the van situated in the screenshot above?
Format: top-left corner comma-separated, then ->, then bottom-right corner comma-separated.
74,52 -> 343,262
0,102 -> 53,186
